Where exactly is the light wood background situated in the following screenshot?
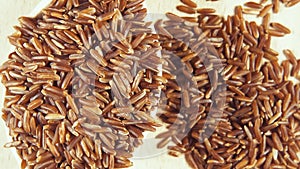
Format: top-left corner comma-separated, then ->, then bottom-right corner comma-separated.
0,0 -> 299,168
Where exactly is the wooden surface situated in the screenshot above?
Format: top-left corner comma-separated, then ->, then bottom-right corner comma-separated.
0,0 -> 299,168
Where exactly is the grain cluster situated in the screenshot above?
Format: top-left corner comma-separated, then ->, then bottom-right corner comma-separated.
1,0 -> 300,169
154,0 -> 300,169
1,0 -> 163,168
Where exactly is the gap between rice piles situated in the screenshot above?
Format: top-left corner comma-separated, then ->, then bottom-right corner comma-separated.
155,0 -> 300,169
1,0 -> 164,169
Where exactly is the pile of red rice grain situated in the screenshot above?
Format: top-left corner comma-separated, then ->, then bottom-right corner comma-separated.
1,0 -> 300,169
154,0 -> 300,169
1,0 -> 164,168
